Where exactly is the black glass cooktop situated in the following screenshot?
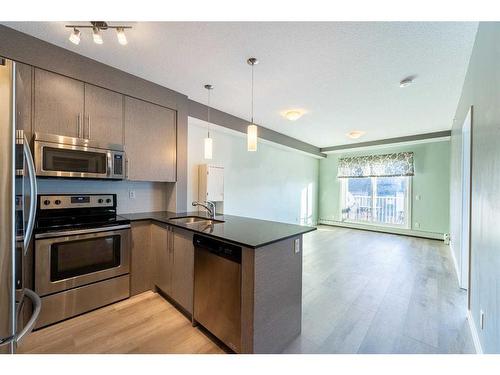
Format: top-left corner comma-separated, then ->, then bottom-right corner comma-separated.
35,194 -> 130,235
35,212 -> 130,234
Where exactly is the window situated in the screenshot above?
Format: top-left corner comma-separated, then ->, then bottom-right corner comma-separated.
337,151 -> 414,228
341,176 -> 410,227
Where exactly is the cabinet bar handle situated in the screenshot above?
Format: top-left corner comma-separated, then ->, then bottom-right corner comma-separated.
88,114 -> 91,140
77,113 -> 82,138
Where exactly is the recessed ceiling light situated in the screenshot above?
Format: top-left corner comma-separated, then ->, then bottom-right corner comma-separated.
347,131 -> 365,139
399,77 -> 415,88
281,109 -> 306,121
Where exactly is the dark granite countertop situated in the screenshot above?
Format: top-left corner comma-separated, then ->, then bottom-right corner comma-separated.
119,211 -> 317,248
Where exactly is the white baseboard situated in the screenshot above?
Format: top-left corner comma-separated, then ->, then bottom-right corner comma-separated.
467,310 -> 483,354
318,220 -> 444,240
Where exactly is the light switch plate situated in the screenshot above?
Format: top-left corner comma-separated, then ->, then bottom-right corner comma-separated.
294,238 -> 301,254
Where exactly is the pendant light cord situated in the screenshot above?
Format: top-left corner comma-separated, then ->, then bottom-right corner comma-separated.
251,64 -> 254,123
207,87 -> 211,138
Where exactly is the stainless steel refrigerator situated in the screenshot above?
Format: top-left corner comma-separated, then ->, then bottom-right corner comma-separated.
0,58 -> 41,354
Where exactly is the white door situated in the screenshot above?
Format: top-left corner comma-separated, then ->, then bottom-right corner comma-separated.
460,108 -> 472,290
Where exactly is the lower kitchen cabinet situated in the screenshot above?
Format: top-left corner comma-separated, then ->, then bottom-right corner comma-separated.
129,221 -> 195,315
130,222 -> 154,296
153,223 -> 173,296
151,223 -> 194,314
170,227 -> 194,314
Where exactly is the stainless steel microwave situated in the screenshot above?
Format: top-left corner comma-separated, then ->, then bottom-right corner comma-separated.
34,133 -> 125,179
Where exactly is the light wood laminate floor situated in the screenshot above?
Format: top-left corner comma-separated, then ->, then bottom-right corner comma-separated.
18,291 -> 225,354
19,226 -> 474,354
283,226 -> 474,354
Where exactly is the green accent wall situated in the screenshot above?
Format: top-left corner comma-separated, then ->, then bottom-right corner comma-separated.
319,140 -> 451,236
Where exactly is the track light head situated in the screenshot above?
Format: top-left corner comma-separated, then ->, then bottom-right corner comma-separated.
116,27 -> 127,45
69,28 -> 81,45
92,27 -> 103,44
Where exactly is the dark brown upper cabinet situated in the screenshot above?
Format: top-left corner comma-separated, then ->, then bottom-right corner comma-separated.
84,83 -> 124,146
34,68 -> 84,138
124,96 -> 176,182
34,68 -> 124,146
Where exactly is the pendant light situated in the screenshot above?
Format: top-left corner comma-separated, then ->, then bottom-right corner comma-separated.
247,57 -> 259,152
204,84 -> 214,160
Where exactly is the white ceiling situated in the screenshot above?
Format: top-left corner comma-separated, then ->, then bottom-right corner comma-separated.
3,22 -> 478,148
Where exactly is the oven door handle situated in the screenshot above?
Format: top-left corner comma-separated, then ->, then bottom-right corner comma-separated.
34,224 -> 131,239
23,134 -> 37,254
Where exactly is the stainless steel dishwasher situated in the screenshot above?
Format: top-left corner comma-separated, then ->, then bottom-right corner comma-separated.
193,234 -> 242,353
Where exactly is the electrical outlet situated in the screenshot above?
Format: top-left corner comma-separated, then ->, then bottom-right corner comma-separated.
129,190 -> 136,199
414,222 -> 420,228
294,238 -> 301,254
480,310 -> 485,330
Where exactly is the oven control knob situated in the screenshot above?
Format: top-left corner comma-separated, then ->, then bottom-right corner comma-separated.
106,198 -> 112,203
98,199 -> 104,203
43,199 -> 50,206
54,199 -> 61,205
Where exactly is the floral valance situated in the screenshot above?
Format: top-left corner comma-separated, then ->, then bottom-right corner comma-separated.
337,152 -> 414,178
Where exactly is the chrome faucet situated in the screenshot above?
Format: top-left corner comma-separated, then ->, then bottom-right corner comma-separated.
192,201 -> 216,219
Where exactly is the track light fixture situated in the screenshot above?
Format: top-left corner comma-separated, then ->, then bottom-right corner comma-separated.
66,22 -> 132,46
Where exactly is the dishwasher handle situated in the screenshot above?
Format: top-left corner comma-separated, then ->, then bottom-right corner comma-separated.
193,235 -> 242,264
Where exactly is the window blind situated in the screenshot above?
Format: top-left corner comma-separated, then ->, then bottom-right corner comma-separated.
337,152 -> 414,178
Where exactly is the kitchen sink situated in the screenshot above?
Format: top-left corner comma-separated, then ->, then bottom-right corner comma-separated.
169,216 -> 224,225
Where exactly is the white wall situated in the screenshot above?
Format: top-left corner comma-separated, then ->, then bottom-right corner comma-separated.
38,179 -> 174,214
187,118 -> 319,225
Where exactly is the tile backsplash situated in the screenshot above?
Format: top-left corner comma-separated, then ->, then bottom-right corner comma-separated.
37,178 -> 172,214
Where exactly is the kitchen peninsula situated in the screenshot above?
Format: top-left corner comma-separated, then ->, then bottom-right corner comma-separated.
121,211 -> 316,354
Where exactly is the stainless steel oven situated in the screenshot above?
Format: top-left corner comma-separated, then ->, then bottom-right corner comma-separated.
33,194 -> 131,328
34,132 -> 125,179
35,225 -> 130,296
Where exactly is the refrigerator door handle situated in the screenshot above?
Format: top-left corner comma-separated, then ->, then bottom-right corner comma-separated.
23,134 -> 37,254
14,289 -> 41,346
0,289 -> 41,348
